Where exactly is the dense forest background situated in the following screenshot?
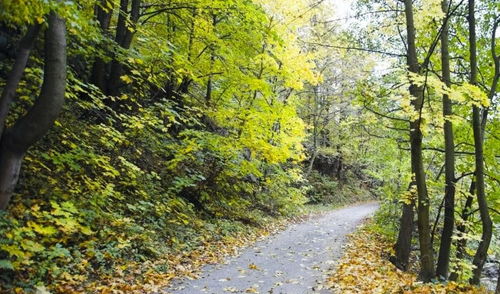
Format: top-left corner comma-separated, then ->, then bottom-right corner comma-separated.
0,0 -> 498,293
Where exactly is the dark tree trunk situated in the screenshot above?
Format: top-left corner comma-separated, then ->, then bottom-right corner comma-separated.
490,18 -> 500,288
449,180 -> 475,281
392,181 -> 416,271
90,57 -> 107,91
90,0 -> 113,91
450,16 -> 498,282
468,0 -> 493,285
403,0 -> 435,281
0,11 -> 67,210
431,195 -> 445,249
205,14 -> 218,106
107,0 -> 140,97
0,148 -> 23,210
206,76 -> 212,103
95,0 -> 113,32
436,0 -> 456,279
0,25 -> 41,138
306,86 -> 320,177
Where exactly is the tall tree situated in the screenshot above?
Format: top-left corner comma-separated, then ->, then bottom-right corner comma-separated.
403,0 -> 435,281
468,0 -> 493,285
0,11 -> 67,210
450,14 -> 498,277
435,0 -> 456,279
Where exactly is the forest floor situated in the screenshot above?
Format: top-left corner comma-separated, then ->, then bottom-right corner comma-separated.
326,223 -> 491,294
163,202 -> 378,294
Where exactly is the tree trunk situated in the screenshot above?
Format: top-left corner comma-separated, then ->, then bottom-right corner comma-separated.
0,148 -> 23,210
491,21 -> 500,293
107,0 -> 140,96
404,0 -> 435,282
403,0 -> 435,281
305,149 -> 318,177
90,0 -> 113,91
392,181 -> 416,271
436,0 -> 456,279
0,25 -> 41,138
449,180 -> 475,281
450,16 -> 498,282
0,11 -> 67,210
431,195 -> 445,248
205,14 -> 216,106
468,0 -> 493,285
306,94 -> 319,178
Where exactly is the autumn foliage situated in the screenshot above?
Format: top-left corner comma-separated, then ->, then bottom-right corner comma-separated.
327,224 -> 489,294
0,0 -> 499,292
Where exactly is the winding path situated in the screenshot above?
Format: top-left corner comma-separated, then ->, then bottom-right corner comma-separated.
164,202 -> 378,294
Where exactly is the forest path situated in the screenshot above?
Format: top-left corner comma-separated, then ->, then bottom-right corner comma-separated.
163,202 -> 378,294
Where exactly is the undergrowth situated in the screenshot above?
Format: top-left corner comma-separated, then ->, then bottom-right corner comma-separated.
306,170 -> 377,205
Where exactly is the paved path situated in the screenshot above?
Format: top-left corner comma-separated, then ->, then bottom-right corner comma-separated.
164,202 -> 378,294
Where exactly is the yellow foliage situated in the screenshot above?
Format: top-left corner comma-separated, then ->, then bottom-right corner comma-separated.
415,0 -> 445,31
327,225 -> 489,294
450,83 -> 490,108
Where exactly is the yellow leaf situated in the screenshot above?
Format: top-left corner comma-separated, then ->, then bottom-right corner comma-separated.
120,75 -> 133,84
248,263 -> 259,270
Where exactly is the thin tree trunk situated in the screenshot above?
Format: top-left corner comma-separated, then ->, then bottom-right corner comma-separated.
403,0 -> 435,281
431,195 -> 445,248
305,148 -> 318,177
0,25 -> 41,138
206,75 -> 212,104
306,93 -> 319,178
436,0 -> 456,279
491,22 -> 499,293
468,0 -> 493,285
0,11 -> 67,210
205,15 -> 217,106
449,180 -> 475,281
392,180 -> 416,271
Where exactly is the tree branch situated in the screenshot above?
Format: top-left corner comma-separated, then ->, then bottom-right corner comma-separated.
0,25 -> 41,139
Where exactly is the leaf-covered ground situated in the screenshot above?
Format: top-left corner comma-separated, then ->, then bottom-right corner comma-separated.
165,202 -> 378,294
41,205 -> 353,293
64,217 -> 302,293
326,224 -> 490,294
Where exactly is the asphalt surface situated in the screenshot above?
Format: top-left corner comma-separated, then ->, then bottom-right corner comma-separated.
164,202 -> 379,294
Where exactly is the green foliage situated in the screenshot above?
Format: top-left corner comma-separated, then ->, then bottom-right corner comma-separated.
1,0 -> 496,291
0,0 -> 323,291
351,0 -> 500,284
306,170 -> 375,205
